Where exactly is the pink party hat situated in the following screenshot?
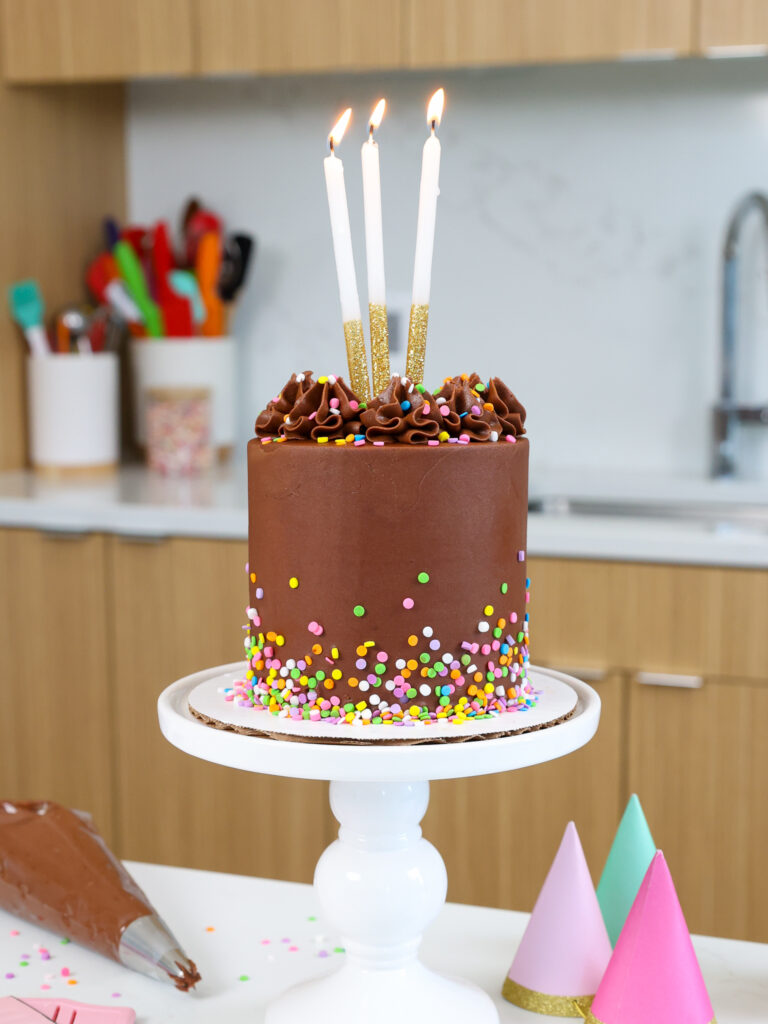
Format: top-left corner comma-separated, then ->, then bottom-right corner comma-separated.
503,822 -> 612,1017
587,851 -> 715,1024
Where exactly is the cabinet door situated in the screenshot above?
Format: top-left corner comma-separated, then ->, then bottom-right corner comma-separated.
628,674 -> 768,941
405,0 -> 694,68
699,0 -> 768,50
195,0 -> 405,75
0,0 -> 194,82
0,529 -> 115,839
108,535 -> 334,881
424,671 -> 625,911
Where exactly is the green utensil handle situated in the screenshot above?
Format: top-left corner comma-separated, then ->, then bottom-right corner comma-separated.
114,240 -> 164,338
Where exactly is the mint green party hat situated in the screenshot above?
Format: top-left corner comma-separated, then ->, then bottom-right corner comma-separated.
597,794 -> 657,947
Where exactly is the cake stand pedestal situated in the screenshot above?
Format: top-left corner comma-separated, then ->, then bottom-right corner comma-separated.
158,665 -> 600,1024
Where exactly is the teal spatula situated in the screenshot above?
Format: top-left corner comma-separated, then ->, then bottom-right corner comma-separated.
8,279 -> 49,356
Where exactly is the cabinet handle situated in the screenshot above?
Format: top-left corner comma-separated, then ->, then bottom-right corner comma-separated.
550,665 -> 605,683
41,528 -> 90,540
116,534 -> 168,545
636,671 -> 702,690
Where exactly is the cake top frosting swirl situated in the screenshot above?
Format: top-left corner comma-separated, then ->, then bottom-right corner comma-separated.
255,371 -> 526,445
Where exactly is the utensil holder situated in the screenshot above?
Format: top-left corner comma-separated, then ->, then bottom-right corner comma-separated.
27,353 -> 119,473
129,337 -> 236,459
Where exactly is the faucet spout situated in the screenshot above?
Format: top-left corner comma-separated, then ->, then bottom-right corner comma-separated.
712,192 -> 768,478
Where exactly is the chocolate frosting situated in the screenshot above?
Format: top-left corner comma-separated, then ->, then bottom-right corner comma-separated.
484,376 -> 527,437
433,375 -> 501,441
247,438 -> 530,718
255,370 -> 315,437
361,375 -> 441,444
255,371 -> 526,444
283,375 -> 363,441
0,801 -> 200,989
256,372 -> 364,441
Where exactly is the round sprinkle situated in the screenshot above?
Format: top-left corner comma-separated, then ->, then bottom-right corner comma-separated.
407,634 -> 418,646
402,597 -> 414,609
478,621 -> 490,633
289,576 -> 299,589
500,582 -> 508,594
422,626 -> 433,638
353,605 -> 366,617
484,604 -> 494,616
417,571 -> 430,584
255,587 -> 264,599
308,621 -> 318,632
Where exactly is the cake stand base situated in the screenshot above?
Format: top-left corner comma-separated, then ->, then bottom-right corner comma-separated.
158,664 -> 600,1024
266,961 -> 496,1024
266,780 -> 496,1024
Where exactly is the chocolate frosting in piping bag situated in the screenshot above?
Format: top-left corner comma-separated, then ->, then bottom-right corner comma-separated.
0,801 -> 201,990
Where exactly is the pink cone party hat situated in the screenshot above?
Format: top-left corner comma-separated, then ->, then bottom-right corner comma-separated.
586,851 -> 716,1024
503,822 -> 612,1017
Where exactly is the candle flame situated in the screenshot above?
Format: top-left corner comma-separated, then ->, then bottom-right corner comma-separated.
328,108 -> 352,151
427,88 -> 445,129
369,98 -> 386,133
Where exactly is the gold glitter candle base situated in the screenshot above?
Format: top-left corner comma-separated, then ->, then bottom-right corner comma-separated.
369,303 -> 390,397
502,978 -> 594,1018
343,318 -> 370,402
405,303 -> 429,385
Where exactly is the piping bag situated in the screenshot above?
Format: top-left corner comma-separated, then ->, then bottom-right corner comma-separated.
0,801 -> 201,991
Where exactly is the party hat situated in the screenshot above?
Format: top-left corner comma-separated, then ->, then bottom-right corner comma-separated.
597,793 -> 656,946
502,822 -> 612,1017
586,851 -> 716,1024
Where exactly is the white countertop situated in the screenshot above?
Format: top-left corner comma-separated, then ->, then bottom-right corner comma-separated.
0,861 -> 764,1022
1,464 -> 768,567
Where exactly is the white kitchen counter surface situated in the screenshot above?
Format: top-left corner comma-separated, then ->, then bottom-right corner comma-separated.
1,465 -> 768,567
0,861 -> 764,1022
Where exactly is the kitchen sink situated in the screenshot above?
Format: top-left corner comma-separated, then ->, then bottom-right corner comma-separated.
528,495 -> 768,531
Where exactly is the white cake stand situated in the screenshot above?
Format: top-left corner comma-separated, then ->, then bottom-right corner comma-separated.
158,663 -> 600,1024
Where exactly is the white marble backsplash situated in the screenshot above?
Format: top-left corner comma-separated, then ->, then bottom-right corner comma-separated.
128,58 -> 768,479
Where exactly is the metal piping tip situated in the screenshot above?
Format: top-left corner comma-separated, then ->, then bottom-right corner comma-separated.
118,913 -> 201,991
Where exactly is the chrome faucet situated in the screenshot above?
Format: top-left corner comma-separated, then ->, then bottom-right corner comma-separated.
712,192 -> 768,478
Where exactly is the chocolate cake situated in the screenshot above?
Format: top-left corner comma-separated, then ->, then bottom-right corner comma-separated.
229,370 -> 535,731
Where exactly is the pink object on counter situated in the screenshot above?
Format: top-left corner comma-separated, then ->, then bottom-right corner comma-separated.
590,851 -> 715,1024
0,997 -> 50,1022
0,998 -> 135,1023
506,821 -> 612,998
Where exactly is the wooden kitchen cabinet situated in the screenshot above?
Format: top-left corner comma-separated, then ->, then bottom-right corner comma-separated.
405,0 -> 695,69
194,0 -> 405,76
107,535 -> 335,882
425,671 -> 626,911
0,529 -> 115,840
627,672 -> 768,942
698,0 -> 768,50
0,0 -> 194,82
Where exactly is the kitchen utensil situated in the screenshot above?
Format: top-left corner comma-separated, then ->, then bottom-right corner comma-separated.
195,231 -> 224,336
103,216 -> 121,250
183,205 -> 222,266
21,996 -> 135,1023
114,240 -> 164,337
59,307 -> 92,354
218,233 -> 254,302
8,279 -> 48,356
86,253 -> 142,324
152,222 -> 193,336
168,270 -> 205,326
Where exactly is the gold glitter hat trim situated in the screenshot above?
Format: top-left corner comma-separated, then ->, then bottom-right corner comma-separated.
343,318 -> 371,402
405,302 -> 429,385
582,1009 -> 716,1024
502,977 -> 594,1018
368,302 -> 390,396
